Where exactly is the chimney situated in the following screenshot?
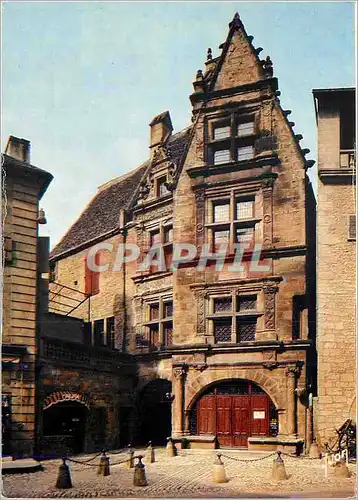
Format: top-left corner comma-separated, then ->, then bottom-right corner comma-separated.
149,111 -> 173,152
5,136 -> 31,163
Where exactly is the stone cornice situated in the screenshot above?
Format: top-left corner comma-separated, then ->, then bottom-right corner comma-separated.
187,155 -> 280,179
190,77 -> 278,105
318,168 -> 355,184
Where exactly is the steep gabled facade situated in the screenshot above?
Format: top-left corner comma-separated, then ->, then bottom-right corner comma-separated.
49,13 -> 316,452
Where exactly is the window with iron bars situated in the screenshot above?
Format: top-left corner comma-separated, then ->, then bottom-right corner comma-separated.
209,294 -> 259,343
144,298 -> 173,349
207,194 -> 257,253
208,114 -> 256,166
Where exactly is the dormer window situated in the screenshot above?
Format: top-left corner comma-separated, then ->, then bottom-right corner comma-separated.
208,114 -> 256,166
157,176 -> 170,197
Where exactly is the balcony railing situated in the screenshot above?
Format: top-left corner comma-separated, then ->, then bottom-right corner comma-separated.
340,149 -> 355,169
39,336 -> 133,373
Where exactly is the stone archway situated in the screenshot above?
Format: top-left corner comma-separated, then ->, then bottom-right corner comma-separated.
186,368 -> 285,411
137,379 -> 172,446
187,378 -> 278,448
43,391 -> 91,410
42,391 -> 90,455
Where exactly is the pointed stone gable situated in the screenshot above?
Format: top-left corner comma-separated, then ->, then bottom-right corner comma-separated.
212,13 -> 264,91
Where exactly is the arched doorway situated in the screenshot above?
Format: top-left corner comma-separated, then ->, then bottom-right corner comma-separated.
43,400 -> 88,454
190,379 -> 278,448
138,379 -> 172,446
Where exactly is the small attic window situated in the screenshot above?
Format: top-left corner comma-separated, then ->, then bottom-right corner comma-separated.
157,176 -> 170,197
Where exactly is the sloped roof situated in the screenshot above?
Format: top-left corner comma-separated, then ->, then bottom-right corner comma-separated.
50,127 -> 191,261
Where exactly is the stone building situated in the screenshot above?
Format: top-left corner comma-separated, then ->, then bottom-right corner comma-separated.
2,136 -> 53,457
50,13 -> 316,452
313,87 -> 356,447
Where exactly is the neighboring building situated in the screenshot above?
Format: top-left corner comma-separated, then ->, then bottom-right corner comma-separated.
50,13 -> 316,452
2,136 -> 53,457
313,88 -> 356,447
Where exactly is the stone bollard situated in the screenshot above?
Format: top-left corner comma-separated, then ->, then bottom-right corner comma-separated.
55,458 -> 72,489
127,444 -> 135,469
133,455 -> 148,487
272,451 -> 288,481
331,459 -> 350,478
97,450 -> 110,476
212,453 -> 228,483
147,441 -> 155,463
166,437 -> 177,457
309,439 -> 321,459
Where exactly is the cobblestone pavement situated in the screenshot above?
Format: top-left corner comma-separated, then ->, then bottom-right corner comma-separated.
2,448 -> 356,498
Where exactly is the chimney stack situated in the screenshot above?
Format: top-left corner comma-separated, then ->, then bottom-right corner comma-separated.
149,111 -> 173,155
5,136 -> 31,163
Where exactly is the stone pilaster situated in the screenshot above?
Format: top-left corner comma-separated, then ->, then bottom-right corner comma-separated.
172,365 -> 187,436
285,366 -> 300,436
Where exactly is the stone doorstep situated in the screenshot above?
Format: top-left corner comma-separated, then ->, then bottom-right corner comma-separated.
248,436 -> 304,454
173,434 -> 217,449
2,458 -> 42,474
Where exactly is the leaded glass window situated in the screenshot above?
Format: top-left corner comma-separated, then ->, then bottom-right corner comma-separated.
214,297 -> 232,313
238,145 -> 254,161
214,149 -> 230,165
213,202 -> 230,223
237,121 -> 255,137
237,318 -> 256,341
236,200 -> 254,220
214,125 -> 231,140
214,319 -> 232,342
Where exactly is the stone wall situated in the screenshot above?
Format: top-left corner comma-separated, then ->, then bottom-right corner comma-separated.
316,181 -> 356,444
2,174 -> 41,456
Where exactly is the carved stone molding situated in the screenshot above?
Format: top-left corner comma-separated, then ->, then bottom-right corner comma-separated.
263,361 -> 279,371
285,365 -> 301,378
192,363 -> 207,372
173,364 -> 188,379
193,289 -> 206,335
263,285 -> 277,330
195,189 -> 206,251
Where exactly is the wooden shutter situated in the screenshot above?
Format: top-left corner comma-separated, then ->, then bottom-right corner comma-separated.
348,215 -> 356,240
84,252 -> 101,295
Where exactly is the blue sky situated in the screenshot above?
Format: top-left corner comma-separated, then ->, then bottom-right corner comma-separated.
2,2 -> 356,247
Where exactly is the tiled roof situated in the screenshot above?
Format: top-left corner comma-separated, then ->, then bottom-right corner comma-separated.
50,127 -> 191,260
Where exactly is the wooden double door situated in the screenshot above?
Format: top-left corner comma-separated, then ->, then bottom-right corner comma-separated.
196,385 -> 270,448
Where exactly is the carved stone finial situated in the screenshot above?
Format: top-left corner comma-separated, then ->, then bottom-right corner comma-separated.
196,69 -> 204,81
207,48 -> 212,61
263,56 -> 273,78
229,12 -> 241,29
255,47 -> 263,55
302,148 -> 311,156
